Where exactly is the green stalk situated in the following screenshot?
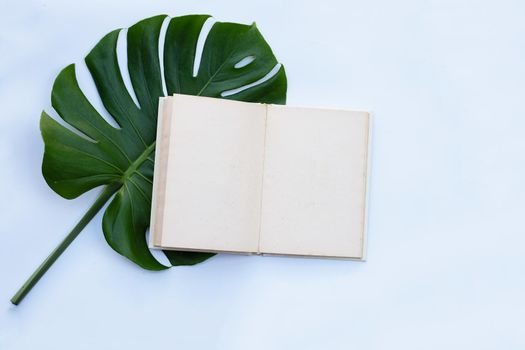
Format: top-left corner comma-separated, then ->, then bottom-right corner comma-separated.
10,182 -> 121,305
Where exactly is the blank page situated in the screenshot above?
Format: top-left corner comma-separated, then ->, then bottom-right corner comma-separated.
258,105 -> 370,258
153,94 -> 266,253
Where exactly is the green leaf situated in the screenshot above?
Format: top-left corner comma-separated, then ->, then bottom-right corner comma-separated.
41,14 -> 287,270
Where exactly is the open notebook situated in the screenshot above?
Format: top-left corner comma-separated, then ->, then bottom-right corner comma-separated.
149,94 -> 371,260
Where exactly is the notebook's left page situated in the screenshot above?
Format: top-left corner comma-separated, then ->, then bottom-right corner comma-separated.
150,95 -> 267,253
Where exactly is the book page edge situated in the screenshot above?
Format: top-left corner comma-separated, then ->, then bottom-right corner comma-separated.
149,97 -> 173,249
359,112 -> 373,261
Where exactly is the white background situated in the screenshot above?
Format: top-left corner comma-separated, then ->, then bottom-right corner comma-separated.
1,0 -> 525,349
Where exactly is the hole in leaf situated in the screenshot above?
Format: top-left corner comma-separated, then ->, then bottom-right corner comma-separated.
45,106 -> 98,143
221,63 -> 282,97
117,28 -> 141,109
75,62 -> 121,129
158,16 -> 171,97
193,17 -> 216,77
145,229 -> 171,266
234,55 -> 256,69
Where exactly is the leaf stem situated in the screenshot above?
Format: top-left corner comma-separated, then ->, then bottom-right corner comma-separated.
10,182 -> 121,305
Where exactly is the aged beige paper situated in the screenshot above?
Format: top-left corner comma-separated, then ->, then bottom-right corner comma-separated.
150,94 -> 370,259
258,105 -> 369,258
151,94 -> 266,253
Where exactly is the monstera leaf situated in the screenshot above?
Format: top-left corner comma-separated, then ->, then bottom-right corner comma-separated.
12,14 -> 286,305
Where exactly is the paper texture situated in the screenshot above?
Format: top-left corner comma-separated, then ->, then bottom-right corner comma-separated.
259,105 -> 369,258
150,94 -> 370,259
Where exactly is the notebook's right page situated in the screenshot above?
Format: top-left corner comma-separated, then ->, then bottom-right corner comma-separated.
258,105 -> 370,259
